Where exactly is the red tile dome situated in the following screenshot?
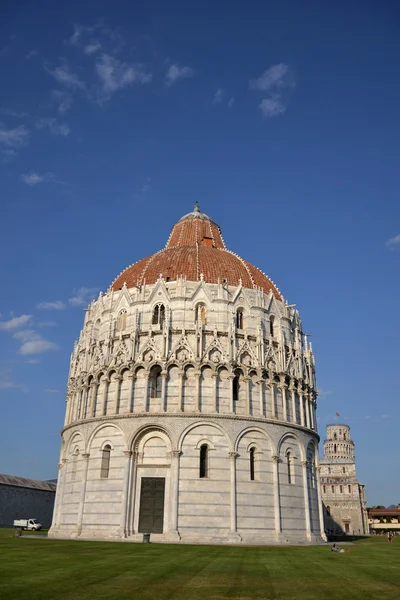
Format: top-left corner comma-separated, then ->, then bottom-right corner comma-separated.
111,206 -> 282,299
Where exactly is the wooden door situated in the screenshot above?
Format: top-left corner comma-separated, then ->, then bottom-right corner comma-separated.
138,477 -> 165,533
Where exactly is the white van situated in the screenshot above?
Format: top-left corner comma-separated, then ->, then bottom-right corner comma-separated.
13,518 -> 42,531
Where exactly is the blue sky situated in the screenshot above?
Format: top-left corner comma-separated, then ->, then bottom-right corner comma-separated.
1,1 -> 399,505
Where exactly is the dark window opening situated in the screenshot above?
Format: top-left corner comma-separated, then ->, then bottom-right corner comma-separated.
269,316 -> 274,337
236,310 -> 243,329
150,368 -> 162,398
250,448 -> 255,481
233,375 -> 239,401
101,445 -> 111,478
326,505 -> 331,516
199,444 -> 208,478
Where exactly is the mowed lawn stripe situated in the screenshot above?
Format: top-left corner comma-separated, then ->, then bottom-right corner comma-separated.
0,530 -> 399,600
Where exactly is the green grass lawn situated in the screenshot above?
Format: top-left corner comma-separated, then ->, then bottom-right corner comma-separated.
0,529 -> 399,600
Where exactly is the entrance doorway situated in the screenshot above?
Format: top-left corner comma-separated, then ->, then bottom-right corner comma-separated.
138,477 -> 165,533
344,523 -> 350,534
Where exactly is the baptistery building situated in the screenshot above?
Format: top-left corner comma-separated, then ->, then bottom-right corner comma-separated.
49,206 -> 326,544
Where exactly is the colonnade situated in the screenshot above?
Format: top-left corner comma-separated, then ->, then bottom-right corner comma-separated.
66,369 -> 317,431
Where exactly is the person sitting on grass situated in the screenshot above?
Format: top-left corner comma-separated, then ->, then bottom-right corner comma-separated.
332,543 -> 351,554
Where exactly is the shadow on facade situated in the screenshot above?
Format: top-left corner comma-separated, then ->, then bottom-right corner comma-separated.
322,502 -> 368,542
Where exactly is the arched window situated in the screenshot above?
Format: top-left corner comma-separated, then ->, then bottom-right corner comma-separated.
287,452 -> 294,484
342,466 -> 346,474
334,444 -> 337,453
333,432 -> 337,440
250,447 -> 255,481
328,466 -> 331,474
200,305 -> 206,325
331,485 -> 335,494
269,315 -> 275,337
150,366 -> 162,398
348,485 -> 351,493
232,375 -> 240,401
117,309 -> 127,332
152,304 -> 165,327
199,444 -> 208,478
344,433 -> 347,440
326,505 -> 331,516
236,309 -> 243,329
323,485 -> 326,494
101,445 -> 111,478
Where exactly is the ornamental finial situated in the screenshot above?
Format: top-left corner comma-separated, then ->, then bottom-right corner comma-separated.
194,201 -> 199,212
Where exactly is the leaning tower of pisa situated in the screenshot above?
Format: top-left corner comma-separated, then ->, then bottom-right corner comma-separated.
49,205 -> 326,544
320,424 -> 368,534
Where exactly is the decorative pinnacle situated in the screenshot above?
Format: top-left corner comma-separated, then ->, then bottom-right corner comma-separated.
194,201 -> 199,212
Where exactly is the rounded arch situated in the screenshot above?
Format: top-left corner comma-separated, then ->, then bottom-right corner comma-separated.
87,422 -> 125,452
277,432 -> 305,462
133,363 -> 146,376
65,431 -> 84,456
100,439 -> 114,451
195,438 -> 216,451
178,420 -> 232,452
94,370 -> 105,384
127,423 -> 175,453
234,426 -> 274,454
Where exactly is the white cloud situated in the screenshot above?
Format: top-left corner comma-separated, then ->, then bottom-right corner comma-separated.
25,358 -> 40,364
381,414 -> 391,419
0,369 -> 25,391
0,125 -> 29,148
84,42 -> 101,55
14,330 -> 58,355
165,64 -> 194,86
46,64 -> 85,90
213,88 -> 224,104
21,172 -> 56,186
95,54 -> 152,100
0,315 -> 31,331
0,108 -> 29,118
318,388 -> 332,399
38,321 -> 56,327
249,63 -> 291,91
259,97 -> 286,118
385,234 -> 400,249
68,287 -> 99,307
51,90 -> 73,114
44,388 -> 60,393
37,301 -> 66,310
36,118 -> 70,137
26,49 -> 38,59
228,97 -> 234,108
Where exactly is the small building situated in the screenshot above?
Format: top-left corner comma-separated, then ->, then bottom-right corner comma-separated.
320,424 -> 368,535
0,474 -> 56,528
368,506 -> 400,532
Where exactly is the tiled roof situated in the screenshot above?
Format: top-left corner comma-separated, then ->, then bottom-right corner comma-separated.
111,209 -> 282,299
0,473 -> 57,492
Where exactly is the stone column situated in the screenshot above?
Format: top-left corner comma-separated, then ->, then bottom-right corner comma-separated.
101,378 -> 110,416
169,450 -> 181,538
243,376 -> 251,415
315,465 -> 327,541
127,452 -> 138,535
229,452 -> 239,534
272,455 -> 282,538
298,385 -> 305,427
160,371 -> 167,412
76,453 -> 90,536
304,392 -> 310,428
64,394 -> 72,426
120,451 -> 133,538
127,373 -> 135,413
113,376 -> 122,414
90,383 -> 98,418
280,377 -> 287,421
228,374 -> 235,414
302,460 -> 311,541
289,383 -> 296,424
270,382 -> 276,418
82,385 -> 90,419
212,372 -> 218,413
195,370 -> 201,412
258,378 -> 264,417
143,373 -> 149,412
178,371 -> 184,412
53,459 -> 67,529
